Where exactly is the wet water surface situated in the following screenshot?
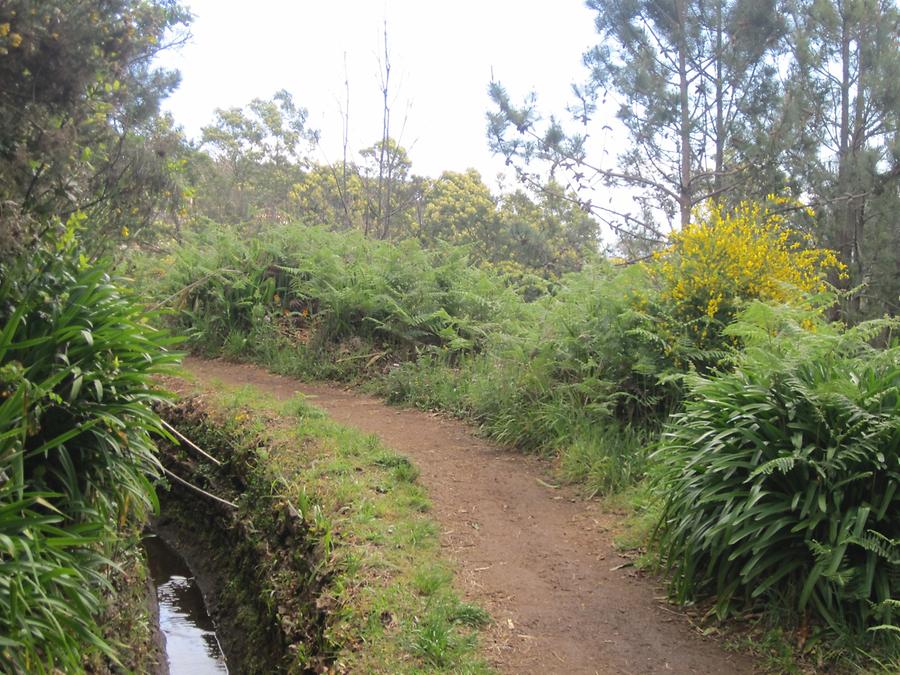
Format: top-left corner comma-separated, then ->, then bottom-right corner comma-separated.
144,534 -> 228,674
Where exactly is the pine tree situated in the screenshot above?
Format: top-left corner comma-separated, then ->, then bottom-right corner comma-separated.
489,0 -> 787,253
784,0 -> 899,318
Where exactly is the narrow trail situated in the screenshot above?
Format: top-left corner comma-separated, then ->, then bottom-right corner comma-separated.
185,357 -> 757,675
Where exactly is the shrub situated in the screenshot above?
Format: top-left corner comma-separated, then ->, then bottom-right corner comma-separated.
0,245 -> 178,671
649,198 -> 845,356
152,223 -> 526,364
526,263 -> 680,425
653,303 -> 898,643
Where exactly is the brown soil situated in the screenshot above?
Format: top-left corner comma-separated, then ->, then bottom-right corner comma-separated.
184,356 -> 758,675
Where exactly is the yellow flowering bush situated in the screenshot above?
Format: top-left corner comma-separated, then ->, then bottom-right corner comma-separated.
648,198 -> 845,351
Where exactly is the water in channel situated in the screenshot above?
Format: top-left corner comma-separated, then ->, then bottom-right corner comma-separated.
144,534 -> 229,674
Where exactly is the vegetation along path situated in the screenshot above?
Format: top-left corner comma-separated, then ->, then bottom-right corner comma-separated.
186,357 -> 756,674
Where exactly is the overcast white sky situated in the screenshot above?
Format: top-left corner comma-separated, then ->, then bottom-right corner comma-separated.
156,0 -> 605,187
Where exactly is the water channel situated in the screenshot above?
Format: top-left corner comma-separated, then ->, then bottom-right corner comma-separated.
144,534 -> 229,674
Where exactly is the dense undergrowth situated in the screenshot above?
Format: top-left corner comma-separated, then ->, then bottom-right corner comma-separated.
0,232 -> 493,671
141,212 -> 898,668
142,224 -> 680,494
0,244 -> 177,672
654,304 -> 899,663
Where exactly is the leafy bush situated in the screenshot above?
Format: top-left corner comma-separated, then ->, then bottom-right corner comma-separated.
0,246 -> 177,671
653,303 -> 898,643
649,198 -> 844,356
152,223 -> 526,364
523,263 -> 680,425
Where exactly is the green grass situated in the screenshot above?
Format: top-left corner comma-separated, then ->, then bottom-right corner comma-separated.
412,565 -> 453,597
557,424 -> 653,498
186,378 -> 493,673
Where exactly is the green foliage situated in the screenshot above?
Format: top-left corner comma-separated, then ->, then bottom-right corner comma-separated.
494,181 -> 599,276
413,171 -> 599,277
557,424 -> 652,498
785,0 -> 900,320
148,222 -> 673,497
408,600 -> 480,670
289,162 -> 371,232
418,169 -> 498,255
148,210 -> 897,662
0,245 -> 178,671
487,0 -> 899,318
197,90 -> 318,224
157,223 -> 525,363
0,0 -> 191,254
357,137 -> 415,240
653,303 -> 899,646
385,264 -> 671,495
187,102 -> 601,277
521,263 -> 679,424
489,0 -> 787,247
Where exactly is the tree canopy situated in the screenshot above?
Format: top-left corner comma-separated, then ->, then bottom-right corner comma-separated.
0,0 -> 191,256
488,0 -> 899,318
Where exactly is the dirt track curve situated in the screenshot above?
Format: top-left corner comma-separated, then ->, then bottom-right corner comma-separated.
185,357 -> 757,675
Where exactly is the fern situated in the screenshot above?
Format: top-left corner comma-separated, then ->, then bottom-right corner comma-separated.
749,455 -> 800,478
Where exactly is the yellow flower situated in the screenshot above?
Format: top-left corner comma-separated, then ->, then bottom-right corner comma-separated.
121,226 -> 129,238
644,196 -> 844,348
9,32 -> 22,48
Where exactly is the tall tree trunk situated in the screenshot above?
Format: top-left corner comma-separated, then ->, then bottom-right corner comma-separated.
847,10 -> 869,316
339,52 -> 352,230
837,10 -> 852,273
714,0 -> 725,197
377,21 -> 392,240
677,0 -> 692,227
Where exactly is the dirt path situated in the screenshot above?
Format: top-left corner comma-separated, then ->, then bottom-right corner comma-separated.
185,357 -> 757,675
